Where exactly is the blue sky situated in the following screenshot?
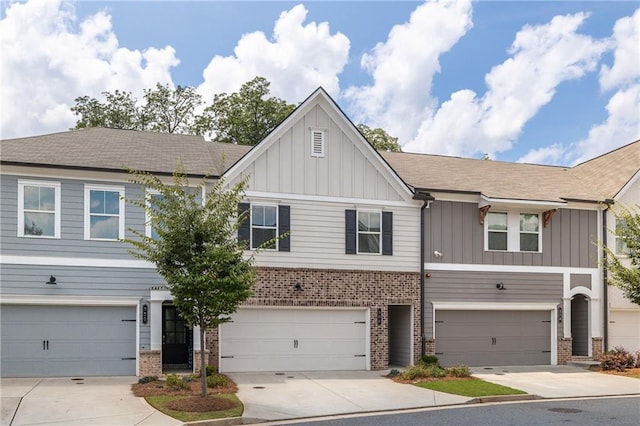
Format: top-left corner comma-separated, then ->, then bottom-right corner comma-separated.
2,1 -> 639,165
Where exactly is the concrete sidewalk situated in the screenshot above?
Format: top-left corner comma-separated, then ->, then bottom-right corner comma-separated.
472,365 -> 640,398
228,370 -> 471,423
0,376 -> 180,426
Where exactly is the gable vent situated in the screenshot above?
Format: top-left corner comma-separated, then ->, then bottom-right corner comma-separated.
311,129 -> 325,157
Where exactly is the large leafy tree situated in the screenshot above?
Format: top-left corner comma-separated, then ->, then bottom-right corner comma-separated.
356,124 -> 402,152
603,205 -> 640,305
70,83 -> 203,134
200,76 -> 296,145
125,166 -> 256,397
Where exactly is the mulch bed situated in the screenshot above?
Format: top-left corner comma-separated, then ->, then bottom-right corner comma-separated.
601,367 -> 640,377
165,396 -> 236,412
132,376 -> 237,398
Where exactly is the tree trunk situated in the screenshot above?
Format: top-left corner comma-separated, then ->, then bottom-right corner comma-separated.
200,323 -> 207,397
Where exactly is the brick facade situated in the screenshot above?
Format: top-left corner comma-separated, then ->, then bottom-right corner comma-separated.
139,350 -> 162,377
206,266 -> 421,371
591,337 -> 603,361
558,337 -> 573,364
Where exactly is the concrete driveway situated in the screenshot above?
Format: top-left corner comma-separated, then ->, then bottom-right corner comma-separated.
228,370 -> 470,422
0,376 -> 180,426
472,365 -> 640,398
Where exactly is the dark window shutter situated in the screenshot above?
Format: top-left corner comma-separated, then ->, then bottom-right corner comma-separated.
278,205 -> 290,252
345,209 -> 356,254
238,203 -> 251,249
382,211 -> 393,255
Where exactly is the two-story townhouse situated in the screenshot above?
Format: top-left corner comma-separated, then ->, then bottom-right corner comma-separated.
0,129 -> 246,377
383,152 -> 611,366
0,88 -> 425,378
571,141 -> 640,353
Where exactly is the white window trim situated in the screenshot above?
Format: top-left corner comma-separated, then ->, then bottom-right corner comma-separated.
485,211 -> 541,253
250,203 -> 278,251
17,179 -> 61,239
310,128 -> 326,158
84,184 -> 125,241
145,189 -> 161,239
357,210 -> 382,255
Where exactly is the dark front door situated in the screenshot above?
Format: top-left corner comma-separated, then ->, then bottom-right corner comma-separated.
162,305 -> 191,369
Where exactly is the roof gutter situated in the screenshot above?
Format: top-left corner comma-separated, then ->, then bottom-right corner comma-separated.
413,190 -> 435,359
602,198 -> 615,352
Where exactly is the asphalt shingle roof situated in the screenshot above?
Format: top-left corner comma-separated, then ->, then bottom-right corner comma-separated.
2,128 -> 637,202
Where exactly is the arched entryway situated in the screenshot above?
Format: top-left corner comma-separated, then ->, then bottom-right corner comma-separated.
571,295 -> 589,356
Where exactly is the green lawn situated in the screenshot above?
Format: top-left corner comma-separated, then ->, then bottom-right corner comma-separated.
416,378 -> 526,397
145,394 -> 243,422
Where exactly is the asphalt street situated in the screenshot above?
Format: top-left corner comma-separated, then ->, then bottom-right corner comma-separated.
271,396 -> 640,426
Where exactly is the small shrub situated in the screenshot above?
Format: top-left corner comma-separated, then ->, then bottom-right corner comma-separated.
386,368 -> 400,378
207,373 -> 229,388
182,374 -> 195,383
138,376 -> 158,384
165,373 -> 189,390
446,365 -> 471,377
196,365 -> 218,378
420,355 -> 439,366
634,351 -> 640,368
401,364 -> 446,380
601,347 -> 635,371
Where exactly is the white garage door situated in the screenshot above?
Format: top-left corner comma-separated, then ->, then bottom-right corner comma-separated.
1,305 -> 136,378
609,310 -> 640,352
219,308 -> 368,372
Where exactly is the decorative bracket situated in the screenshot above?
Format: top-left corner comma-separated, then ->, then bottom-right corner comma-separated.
543,209 -> 557,227
479,205 -> 491,225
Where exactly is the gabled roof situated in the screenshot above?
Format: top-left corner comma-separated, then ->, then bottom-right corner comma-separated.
0,127 -> 250,176
570,140 -> 640,200
383,140 -> 639,203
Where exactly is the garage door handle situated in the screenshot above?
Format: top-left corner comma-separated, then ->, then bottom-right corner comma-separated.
121,357 -> 136,360
491,337 -> 496,345
294,339 -> 298,349
43,340 -> 49,350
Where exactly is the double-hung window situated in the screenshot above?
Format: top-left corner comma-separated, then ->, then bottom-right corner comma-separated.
357,211 -> 381,254
615,218 -> 629,256
237,203 -> 290,252
345,209 -> 392,255
84,185 -> 125,240
486,211 -> 540,252
18,180 -> 61,238
145,191 -> 165,240
251,205 -> 278,249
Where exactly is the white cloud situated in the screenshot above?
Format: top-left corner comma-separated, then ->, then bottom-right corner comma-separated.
599,9 -> 640,91
0,0 -> 178,139
197,4 -> 350,104
517,144 -> 565,165
343,0 -> 473,144
403,12 -> 608,158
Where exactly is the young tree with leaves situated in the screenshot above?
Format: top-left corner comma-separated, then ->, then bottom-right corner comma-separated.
125,166 -> 256,397
356,124 -> 402,152
603,205 -> 640,306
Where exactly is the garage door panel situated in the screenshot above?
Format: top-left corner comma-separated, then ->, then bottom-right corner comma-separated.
609,310 -> 640,351
435,310 -> 551,367
1,305 -> 136,378
220,309 -> 368,372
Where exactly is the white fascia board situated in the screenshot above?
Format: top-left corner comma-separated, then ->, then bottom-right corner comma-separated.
480,195 -> 567,210
431,301 -> 559,310
1,255 -> 155,269
425,262 -> 598,275
244,190 -> 421,208
0,294 -> 141,306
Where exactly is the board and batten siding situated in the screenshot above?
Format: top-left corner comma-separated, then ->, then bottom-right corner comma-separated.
229,103 -> 405,202
1,174 -> 147,259
424,200 -> 598,268
423,270 -> 563,339
249,198 -> 420,272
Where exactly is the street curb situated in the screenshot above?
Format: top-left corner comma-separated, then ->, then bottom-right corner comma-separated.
467,394 -> 541,404
183,416 -> 246,426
